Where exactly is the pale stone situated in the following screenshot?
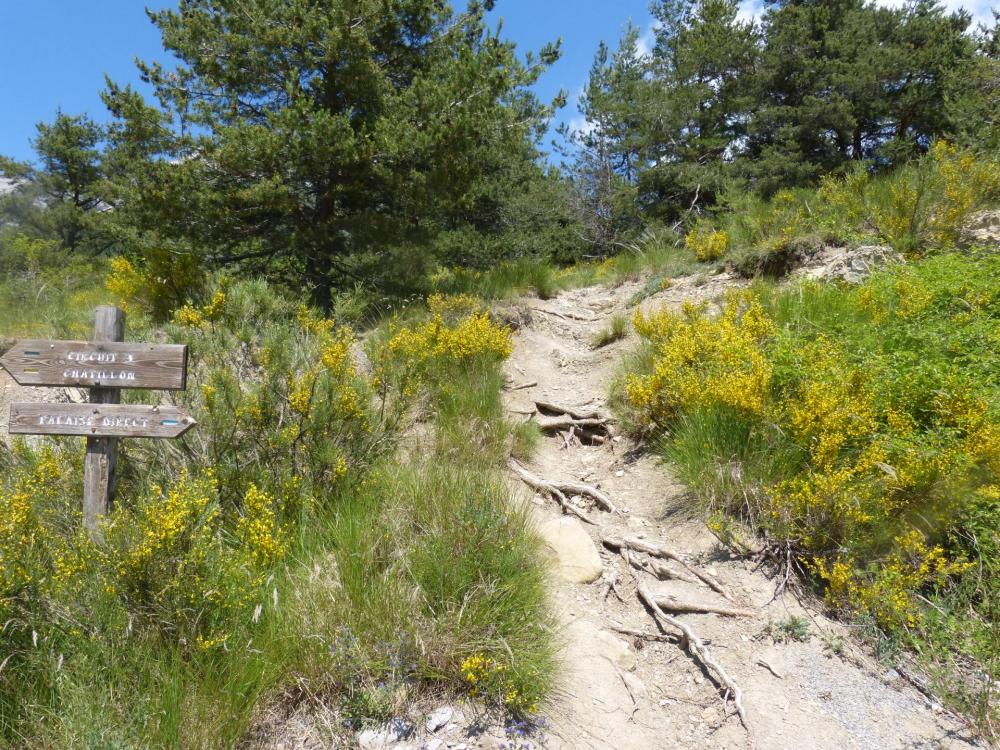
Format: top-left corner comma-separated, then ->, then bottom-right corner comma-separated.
357,719 -> 412,748
626,515 -> 646,530
538,517 -> 604,583
622,671 -> 648,700
595,630 -> 637,671
426,706 -> 453,733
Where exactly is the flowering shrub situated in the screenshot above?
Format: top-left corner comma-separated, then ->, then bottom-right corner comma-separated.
872,141 -> 1000,251
132,280 -> 384,514
461,653 -> 539,714
716,143 -> 999,276
104,252 -> 205,320
426,292 -> 485,322
105,472 -> 285,646
173,290 -> 227,328
626,291 -> 773,429
384,307 -> 513,366
0,278 -> 553,744
622,254 -> 1000,635
0,452 -> 288,739
683,223 -> 730,261
372,296 -> 513,415
0,449 -> 69,624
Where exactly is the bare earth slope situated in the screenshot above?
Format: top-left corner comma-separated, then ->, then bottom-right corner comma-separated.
504,277 -> 984,750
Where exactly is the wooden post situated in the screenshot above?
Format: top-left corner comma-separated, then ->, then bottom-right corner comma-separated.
83,306 -> 125,537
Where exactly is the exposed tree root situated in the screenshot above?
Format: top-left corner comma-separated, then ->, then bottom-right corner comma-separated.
559,427 -> 574,450
524,401 -> 614,445
505,379 -> 537,392
508,458 -> 618,514
602,571 -> 626,603
644,592 -> 754,618
558,481 -> 616,513
608,622 -> 680,644
582,431 -> 608,445
531,306 -> 598,322
626,553 -> 700,585
634,572 -> 754,740
535,414 -> 610,433
508,458 -> 596,524
534,400 -> 604,421
756,658 -> 784,679
602,534 -> 734,601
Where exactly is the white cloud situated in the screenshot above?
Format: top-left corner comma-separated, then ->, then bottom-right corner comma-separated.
874,0 -> 996,25
636,21 -> 659,57
568,115 -> 597,137
737,0 -> 765,23
565,86 -> 596,137
735,0 -> 993,25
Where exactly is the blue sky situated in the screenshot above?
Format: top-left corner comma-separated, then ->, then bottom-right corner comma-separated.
1,0 -> 995,163
1,1 -> 654,163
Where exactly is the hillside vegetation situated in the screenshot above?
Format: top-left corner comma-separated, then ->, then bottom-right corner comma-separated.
614,153 -> 1000,734
0,283 -> 554,745
1,0 -> 999,746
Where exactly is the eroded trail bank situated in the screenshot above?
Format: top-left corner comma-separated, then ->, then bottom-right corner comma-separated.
503,279 -> 982,750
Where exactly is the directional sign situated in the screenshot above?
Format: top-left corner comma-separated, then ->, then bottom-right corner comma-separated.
9,403 -> 196,439
0,340 -> 188,390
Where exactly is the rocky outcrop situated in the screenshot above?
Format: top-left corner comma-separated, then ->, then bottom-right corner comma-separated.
795,244 -> 901,284
962,209 -> 1000,247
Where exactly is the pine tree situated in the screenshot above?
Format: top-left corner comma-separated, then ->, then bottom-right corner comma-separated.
562,26 -> 645,252
747,0 -> 862,192
102,0 -> 560,306
0,113 -> 106,251
640,0 -> 758,217
749,0 -> 977,192
881,0 -> 977,160
957,12 -> 1000,149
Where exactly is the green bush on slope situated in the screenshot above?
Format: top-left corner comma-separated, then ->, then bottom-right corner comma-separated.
682,143 -> 1000,274
616,252 -> 1000,735
0,281 -> 553,746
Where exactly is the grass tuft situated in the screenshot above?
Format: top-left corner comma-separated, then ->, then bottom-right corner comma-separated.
591,313 -> 629,349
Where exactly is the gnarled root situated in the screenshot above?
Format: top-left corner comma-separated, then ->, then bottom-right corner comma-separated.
533,401 -> 613,445
508,458 -> 595,524
636,577 -> 754,738
643,592 -> 754,618
508,459 -> 618,515
534,400 -> 603,421
602,534 -> 734,601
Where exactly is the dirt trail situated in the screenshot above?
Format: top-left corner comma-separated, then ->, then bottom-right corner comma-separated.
504,277 -> 983,750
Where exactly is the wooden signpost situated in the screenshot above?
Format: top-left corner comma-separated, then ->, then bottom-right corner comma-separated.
1,306 -> 195,536
1,340 -> 187,390
8,403 -> 196,439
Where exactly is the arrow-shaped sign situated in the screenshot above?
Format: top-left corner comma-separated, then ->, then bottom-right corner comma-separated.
8,403 -> 196,439
0,340 -> 188,390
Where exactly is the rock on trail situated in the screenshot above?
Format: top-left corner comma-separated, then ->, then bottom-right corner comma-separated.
538,516 -> 604,584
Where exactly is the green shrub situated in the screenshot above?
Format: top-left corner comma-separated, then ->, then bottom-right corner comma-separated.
763,616 -> 810,643
617,253 -> 1000,733
706,142 -> 1000,278
870,141 -> 1000,252
120,280 -> 390,520
0,234 -> 112,339
0,281 -> 555,744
